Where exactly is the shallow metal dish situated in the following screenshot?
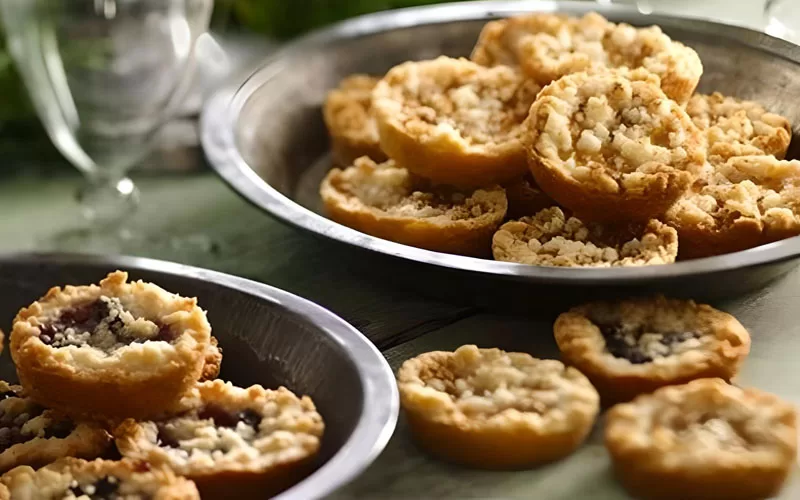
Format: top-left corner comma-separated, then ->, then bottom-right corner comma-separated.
202,0 -> 800,303
0,253 -> 398,500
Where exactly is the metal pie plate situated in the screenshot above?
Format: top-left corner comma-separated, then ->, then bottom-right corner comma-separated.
201,0 -> 800,301
0,253 -> 398,500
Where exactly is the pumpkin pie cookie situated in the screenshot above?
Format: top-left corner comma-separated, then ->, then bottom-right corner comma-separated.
115,380 -> 324,499
554,297 -> 751,404
10,271 -> 212,420
0,381 -> 110,473
471,12 -> 703,104
396,344 -> 599,469
492,207 -> 678,267
666,155 -> 800,258
605,379 -> 797,500
320,157 -> 508,256
524,69 -> 704,222
323,74 -> 388,166
1,458 -> 199,500
686,92 -> 792,164
372,56 -> 541,187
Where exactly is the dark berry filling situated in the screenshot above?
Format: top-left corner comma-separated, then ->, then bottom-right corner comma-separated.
38,297 -> 176,349
69,476 -> 122,500
157,404 -> 263,449
0,390 -> 19,402
599,323 -> 701,364
44,418 -> 76,439
0,396 -> 76,452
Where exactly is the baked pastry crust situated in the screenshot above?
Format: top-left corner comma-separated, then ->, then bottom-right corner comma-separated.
605,379 -> 797,500
115,380 -> 324,499
10,271 -> 211,420
396,344 -> 599,469
372,56 -> 541,187
320,157 -> 508,256
1,458 -> 199,500
666,155 -> 800,258
200,336 -> 222,382
492,207 -> 677,267
503,174 -> 557,219
686,92 -> 792,164
0,381 -> 111,473
524,70 -> 704,222
471,12 -> 703,104
322,74 -> 388,166
554,297 -> 751,404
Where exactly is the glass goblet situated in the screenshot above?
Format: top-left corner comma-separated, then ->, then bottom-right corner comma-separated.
1,0 -> 212,251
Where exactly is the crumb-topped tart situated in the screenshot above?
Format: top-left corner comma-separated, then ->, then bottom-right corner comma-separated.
372,56 -> 541,187
471,12 -> 703,104
320,157 -> 508,256
492,207 -> 678,267
686,92 -> 792,164
114,380 -> 324,499
10,271 -> 212,420
524,69 -> 705,222
396,345 -> 599,469
554,297 -> 751,404
666,155 -> 800,258
0,458 -> 199,500
605,379 -> 797,500
322,74 -> 388,166
0,381 -> 110,473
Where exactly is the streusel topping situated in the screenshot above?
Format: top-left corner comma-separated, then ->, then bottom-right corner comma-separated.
686,92 -> 792,162
492,207 -> 678,267
323,74 -> 381,144
471,12 -> 702,103
397,345 -> 599,423
607,379 -> 796,461
0,385 -> 75,454
326,157 -> 506,220
372,56 -> 541,149
526,70 -> 704,193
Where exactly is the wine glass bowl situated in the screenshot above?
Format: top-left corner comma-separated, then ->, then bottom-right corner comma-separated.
1,0 -> 212,239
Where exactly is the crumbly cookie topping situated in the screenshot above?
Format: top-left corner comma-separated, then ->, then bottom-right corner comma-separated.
492,207 -> 677,267
686,92 -> 791,162
327,157 -> 505,220
398,345 -> 599,421
323,74 -> 381,144
0,389 -> 75,454
373,56 -> 541,148
527,70 -> 703,192
598,324 -> 702,364
38,296 -> 175,353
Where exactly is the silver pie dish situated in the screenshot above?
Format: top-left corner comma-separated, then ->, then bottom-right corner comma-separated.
0,252 -> 398,500
201,1 -> 800,301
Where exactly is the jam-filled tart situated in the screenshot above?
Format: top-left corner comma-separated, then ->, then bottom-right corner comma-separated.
0,381 -> 110,474
114,380 -> 324,499
554,296 -> 750,404
10,271 -> 212,420
0,458 -> 199,500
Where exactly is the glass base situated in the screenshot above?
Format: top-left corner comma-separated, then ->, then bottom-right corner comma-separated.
37,227 -> 219,257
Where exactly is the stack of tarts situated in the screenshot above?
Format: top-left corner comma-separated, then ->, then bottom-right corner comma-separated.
0,271 -> 324,500
320,11 -> 798,265
397,296 -> 797,500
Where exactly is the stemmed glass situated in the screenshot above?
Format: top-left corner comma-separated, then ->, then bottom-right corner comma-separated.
0,0 -> 212,251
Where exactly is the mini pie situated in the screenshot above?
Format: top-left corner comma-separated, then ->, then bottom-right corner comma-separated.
492,207 -> 678,267
320,156 -> 508,256
605,379 -> 797,500
524,69 -> 705,222
0,381 -> 110,473
372,56 -> 542,187
686,92 -> 792,164
554,297 -> 751,404
396,344 -> 600,469
114,380 -> 324,499
10,271 -> 212,420
471,12 -> 703,104
666,155 -> 800,259
0,458 -> 199,500
503,174 -> 558,219
322,74 -> 388,166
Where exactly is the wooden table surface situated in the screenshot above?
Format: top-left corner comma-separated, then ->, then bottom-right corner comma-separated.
2,1 -> 797,498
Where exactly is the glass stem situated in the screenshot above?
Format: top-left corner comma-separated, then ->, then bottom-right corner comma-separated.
76,172 -> 140,230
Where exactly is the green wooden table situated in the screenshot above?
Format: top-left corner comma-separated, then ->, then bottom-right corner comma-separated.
2,159 -> 799,498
